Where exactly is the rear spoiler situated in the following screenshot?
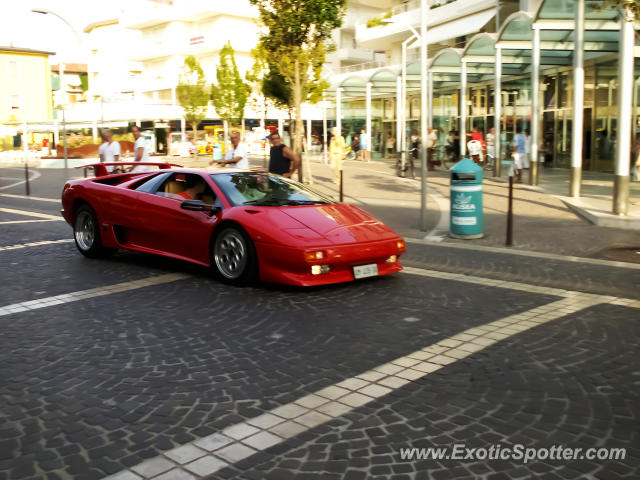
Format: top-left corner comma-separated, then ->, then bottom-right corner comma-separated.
77,162 -> 183,177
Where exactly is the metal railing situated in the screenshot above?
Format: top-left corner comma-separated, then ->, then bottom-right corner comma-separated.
389,0 -> 452,16
337,61 -> 388,74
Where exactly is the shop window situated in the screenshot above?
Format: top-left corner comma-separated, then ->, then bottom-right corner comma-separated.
6,60 -> 20,77
9,94 -> 21,110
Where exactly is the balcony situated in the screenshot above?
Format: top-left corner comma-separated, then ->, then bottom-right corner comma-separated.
356,0 -> 497,50
336,47 -> 376,64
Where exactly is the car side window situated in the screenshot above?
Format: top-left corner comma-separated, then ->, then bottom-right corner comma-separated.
156,173 -> 217,204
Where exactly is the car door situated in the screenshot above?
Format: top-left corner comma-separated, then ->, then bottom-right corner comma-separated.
136,172 -> 221,265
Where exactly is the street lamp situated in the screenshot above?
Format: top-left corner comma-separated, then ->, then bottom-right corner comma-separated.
32,9 -> 84,178
384,0 -> 429,231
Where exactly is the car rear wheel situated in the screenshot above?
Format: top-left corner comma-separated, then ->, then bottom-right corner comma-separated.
73,205 -> 116,258
212,225 -> 257,285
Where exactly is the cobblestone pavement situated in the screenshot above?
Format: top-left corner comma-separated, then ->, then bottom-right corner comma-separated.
0,167 -> 638,479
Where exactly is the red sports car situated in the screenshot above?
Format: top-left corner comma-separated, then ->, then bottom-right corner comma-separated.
61,163 -> 405,286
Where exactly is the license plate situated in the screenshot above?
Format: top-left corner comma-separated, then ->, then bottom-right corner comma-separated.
353,263 -> 379,280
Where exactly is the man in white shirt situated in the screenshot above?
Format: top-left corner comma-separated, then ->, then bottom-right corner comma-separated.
130,125 -> 150,172
426,127 -> 438,170
216,131 -> 249,169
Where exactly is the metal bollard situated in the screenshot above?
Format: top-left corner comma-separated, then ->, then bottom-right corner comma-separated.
506,174 -> 514,246
24,158 -> 30,196
339,169 -> 344,202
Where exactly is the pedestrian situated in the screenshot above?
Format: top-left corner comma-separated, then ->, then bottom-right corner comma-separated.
98,131 -> 107,163
632,135 -> 640,182
359,129 -> 369,162
512,127 -> 527,183
100,129 -> 121,172
130,125 -> 150,172
216,131 -> 249,169
385,134 -> 395,157
267,131 -> 300,179
486,127 -> 495,169
426,127 -> 438,170
329,126 -> 346,184
350,135 -> 360,160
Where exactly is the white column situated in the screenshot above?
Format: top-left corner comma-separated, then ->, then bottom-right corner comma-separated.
396,76 -> 402,153
401,41 -> 408,169
306,117 -> 312,153
427,70 -> 433,130
322,94 -> 328,164
92,119 -> 98,142
494,47 -> 502,177
366,82 -> 372,161
460,61 -> 467,157
613,6 -> 635,215
570,0 -> 584,197
171,87 -> 176,106
530,26 -> 541,185
336,87 -> 342,138
22,123 -> 28,152
53,120 -> 60,151
419,0 -> 428,231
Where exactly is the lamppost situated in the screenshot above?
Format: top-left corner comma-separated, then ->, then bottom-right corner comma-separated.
32,8 -> 84,177
383,1 -> 428,230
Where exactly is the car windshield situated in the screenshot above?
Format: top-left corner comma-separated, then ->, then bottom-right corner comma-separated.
211,172 -> 335,207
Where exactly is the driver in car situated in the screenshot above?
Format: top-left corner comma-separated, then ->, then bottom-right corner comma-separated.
177,176 -> 206,200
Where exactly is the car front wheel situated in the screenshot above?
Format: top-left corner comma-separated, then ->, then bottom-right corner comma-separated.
212,225 -> 257,285
73,205 -> 116,258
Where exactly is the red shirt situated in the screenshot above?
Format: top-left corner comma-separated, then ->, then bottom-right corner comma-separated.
177,191 -> 192,200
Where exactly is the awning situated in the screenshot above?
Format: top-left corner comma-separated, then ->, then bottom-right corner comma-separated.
425,9 -> 496,45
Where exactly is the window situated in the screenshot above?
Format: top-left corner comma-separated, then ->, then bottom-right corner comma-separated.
9,94 -> 21,110
6,60 -> 19,76
156,173 -> 216,204
211,172 -> 333,207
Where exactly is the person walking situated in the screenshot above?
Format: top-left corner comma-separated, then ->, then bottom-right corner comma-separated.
426,127 -> 438,170
350,135 -> 360,160
385,134 -> 396,157
268,131 -> 300,178
216,131 -> 249,169
512,127 -> 527,183
130,125 -> 150,172
486,127 -> 495,170
359,129 -> 369,162
329,126 -> 346,184
99,129 -> 121,172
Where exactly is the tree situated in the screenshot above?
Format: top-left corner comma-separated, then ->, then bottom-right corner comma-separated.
211,42 -> 252,143
249,0 -> 346,156
176,56 -> 209,138
603,0 -> 639,19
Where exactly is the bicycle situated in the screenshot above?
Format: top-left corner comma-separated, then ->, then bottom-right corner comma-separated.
396,148 -> 417,178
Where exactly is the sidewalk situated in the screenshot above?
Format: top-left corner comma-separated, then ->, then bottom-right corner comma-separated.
289,155 -> 640,262
490,164 -> 640,229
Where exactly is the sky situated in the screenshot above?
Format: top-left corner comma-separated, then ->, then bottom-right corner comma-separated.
0,0 -> 125,64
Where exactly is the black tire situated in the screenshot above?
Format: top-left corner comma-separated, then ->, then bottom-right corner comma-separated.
73,204 -> 116,258
211,225 -> 257,285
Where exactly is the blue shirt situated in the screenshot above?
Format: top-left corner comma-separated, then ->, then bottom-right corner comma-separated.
359,133 -> 368,150
513,133 -> 526,154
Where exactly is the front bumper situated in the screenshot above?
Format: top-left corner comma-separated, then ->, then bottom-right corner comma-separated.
255,238 -> 405,286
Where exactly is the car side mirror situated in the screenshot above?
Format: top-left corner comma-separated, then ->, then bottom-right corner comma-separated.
180,199 -> 220,217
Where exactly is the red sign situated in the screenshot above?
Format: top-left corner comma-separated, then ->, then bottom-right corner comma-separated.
190,36 -> 205,45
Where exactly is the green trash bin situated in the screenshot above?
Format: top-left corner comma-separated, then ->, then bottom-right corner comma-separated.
450,157 -> 483,239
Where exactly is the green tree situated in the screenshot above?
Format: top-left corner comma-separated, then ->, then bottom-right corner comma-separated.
249,0 -> 346,155
211,42 -> 252,142
176,56 -> 210,138
603,0 -> 639,19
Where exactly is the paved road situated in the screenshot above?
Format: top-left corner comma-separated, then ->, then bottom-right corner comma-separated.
0,167 -> 638,480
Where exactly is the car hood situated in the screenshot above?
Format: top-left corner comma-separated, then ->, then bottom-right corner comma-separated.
281,203 -> 399,245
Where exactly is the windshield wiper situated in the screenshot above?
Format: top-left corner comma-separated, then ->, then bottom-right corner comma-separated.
282,200 -> 331,205
243,198 -> 288,206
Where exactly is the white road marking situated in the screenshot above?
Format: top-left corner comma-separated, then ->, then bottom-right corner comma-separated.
0,219 -> 62,225
0,193 -> 59,203
0,207 -> 62,221
107,292 -> 609,480
0,239 -> 73,251
0,169 -> 41,190
406,237 -> 640,271
0,274 -> 189,317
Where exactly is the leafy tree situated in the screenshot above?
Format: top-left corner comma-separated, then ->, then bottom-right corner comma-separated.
176,56 -> 210,137
603,0 -> 639,19
249,0 -> 346,155
211,42 -> 252,142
